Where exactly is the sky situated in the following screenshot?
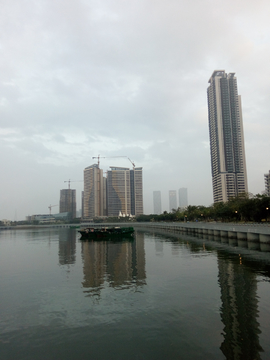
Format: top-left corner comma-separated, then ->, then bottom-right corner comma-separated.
1,0 -> 270,220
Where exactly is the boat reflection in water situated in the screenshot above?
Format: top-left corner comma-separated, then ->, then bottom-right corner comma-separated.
80,231 -> 146,297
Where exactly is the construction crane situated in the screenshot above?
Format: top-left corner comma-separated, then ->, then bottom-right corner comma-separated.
127,157 -> 136,170
48,204 -> 58,216
64,179 -> 83,189
92,155 -> 127,168
92,155 -> 104,168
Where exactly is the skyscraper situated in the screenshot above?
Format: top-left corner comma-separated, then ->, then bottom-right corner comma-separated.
107,167 -> 130,217
59,189 -> 76,219
130,167 -> 143,216
107,166 -> 143,217
264,170 -> 270,196
178,188 -> 188,209
83,164 -> 104,219
207,70 -> 248,203
81,191 -> 84,219
153,191 -> 162,214
169,190 -> 177,211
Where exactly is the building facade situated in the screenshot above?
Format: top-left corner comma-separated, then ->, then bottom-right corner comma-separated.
178,188 -> 188,209
169,190 -> 177,211
207,70 -> 248,203
153,191 -> 162,214
130,167 -> 143,216
83,164 -> 104,219
59,189 -> 76,219
107,167 -> 143,217
264,171 -> 270,196
81,191 -> 84,219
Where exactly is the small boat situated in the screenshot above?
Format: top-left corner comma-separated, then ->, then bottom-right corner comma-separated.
79,226 -> 134,239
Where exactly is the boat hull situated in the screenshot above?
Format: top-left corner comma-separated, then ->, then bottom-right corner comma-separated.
79,227 -> 134,240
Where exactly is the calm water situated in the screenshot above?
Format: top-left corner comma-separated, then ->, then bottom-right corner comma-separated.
0,228 -> 270,360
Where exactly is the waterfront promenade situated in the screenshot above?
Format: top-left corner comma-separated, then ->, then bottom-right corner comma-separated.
79,221 -> 270,245
132,222 -> 270,244
2,221 -> 270,244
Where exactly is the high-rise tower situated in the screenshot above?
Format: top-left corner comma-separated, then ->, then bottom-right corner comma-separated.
59,189 -> 76,219
130,167 -> 143,216
83,164 -> 104,219
207,70 -> 248,203
264,170 -> 270,196
107,166 -> 143,217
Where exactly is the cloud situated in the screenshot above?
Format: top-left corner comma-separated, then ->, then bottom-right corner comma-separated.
1,0 -> 270,218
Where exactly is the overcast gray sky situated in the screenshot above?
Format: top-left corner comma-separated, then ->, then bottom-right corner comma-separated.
1,0 -> 270,220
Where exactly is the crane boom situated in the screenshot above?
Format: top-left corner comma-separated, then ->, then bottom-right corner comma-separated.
64,179 -> 83,189
92,155 -> 136,169
92,155 -> 105,168
92,155 -> 127,168
127,158 -> 136,170
48,204 -> 58,216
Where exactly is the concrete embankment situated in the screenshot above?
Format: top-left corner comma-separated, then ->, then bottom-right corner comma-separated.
2,221 -> 270,248
131,222 -> 270,248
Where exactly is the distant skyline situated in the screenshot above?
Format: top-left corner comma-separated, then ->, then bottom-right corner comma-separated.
1,0 -> 270,220
153,191 -> 162,214
178,188 -> 188,208
169,190 -> 177,211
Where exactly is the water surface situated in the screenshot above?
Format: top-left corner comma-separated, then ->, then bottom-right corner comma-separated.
0,228 -> 270,359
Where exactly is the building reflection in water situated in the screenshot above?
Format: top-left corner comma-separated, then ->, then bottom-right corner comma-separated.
58,229 -> 76,265
150,231 -> 266,359
81,232 -> 146,296
154,237 -> 164,256
217,254 -> 263,360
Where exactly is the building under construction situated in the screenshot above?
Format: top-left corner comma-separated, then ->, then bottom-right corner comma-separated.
83,161 -> 143,220
59,189 -> 76,219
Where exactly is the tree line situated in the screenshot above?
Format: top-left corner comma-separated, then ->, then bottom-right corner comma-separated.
136,194 -> 270,223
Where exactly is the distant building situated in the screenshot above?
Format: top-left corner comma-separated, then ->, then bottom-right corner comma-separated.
207,70 -> 248,202
30,213 -> 70,223
83,164 -> 105,220
265,171 -> 270,196
169,190 -> 177,211
81,191 -> 84,219
107,167 -> 143,217
59,189 -> 76,219
103,177 -> 107,216
178,188 -> 188,209
1,219 -> 11,225
153,191 -> 162,214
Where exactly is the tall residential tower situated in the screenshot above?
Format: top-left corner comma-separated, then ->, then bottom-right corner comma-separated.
107,166 -> 143,217
264,170 -> 270,196
83,164 -> 104,219
207,70 -> 248,203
